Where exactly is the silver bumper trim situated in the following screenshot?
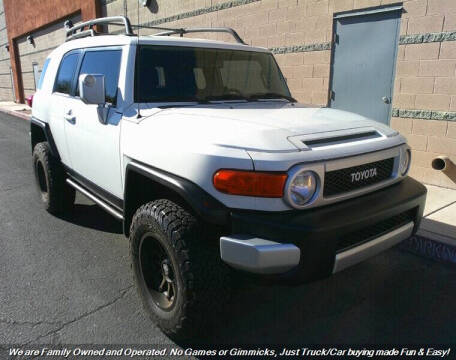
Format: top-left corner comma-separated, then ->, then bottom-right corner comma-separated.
333,221 -> 414,273
220,235 -> 301,274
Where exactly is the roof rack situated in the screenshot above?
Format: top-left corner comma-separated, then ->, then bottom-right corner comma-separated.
153,27 -> 247,45
64,16 -> 247,45
65,16 -> 134,41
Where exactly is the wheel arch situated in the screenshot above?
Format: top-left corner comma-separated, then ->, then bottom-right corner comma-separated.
30,117 -> 60,159
123,161 -> 229,236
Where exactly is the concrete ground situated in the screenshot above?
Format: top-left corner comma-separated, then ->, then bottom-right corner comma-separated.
419,184 -> 456,246
1,111 -> 456,349
0,101 -> 31,121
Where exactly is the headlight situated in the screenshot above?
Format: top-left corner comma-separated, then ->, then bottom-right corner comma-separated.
285,170 -> 318,208
400,148 -> 411,176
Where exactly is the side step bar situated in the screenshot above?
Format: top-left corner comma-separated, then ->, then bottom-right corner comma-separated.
66,178 -> 124,220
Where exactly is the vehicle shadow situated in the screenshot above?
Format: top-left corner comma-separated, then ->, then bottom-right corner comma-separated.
59,202 -> 123,234
175,246 -> 456,347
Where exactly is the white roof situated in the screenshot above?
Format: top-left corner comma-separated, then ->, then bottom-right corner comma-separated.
139,35 -> 270,52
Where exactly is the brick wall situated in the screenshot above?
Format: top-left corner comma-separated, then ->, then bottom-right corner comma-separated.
390,0 -> 456,189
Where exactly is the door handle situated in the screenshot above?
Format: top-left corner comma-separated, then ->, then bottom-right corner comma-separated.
64,110 -> 76,124
382,96 -> 390,104
64,115 -> 76,124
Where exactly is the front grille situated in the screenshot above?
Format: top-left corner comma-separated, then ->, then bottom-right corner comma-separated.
336,208 -> 416,253
324,157 -> 394,197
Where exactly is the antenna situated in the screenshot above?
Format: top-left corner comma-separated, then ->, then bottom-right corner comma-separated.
136,2 -> 142,119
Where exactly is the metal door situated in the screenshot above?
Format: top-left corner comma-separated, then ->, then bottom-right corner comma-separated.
329,6 -> 401,124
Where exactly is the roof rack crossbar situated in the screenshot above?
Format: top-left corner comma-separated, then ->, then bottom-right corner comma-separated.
65,16 -> 133,41
153,27 -> 247,45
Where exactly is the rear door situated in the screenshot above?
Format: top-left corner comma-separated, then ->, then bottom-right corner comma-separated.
63,48 -> 124,200
49,50 -> 81,167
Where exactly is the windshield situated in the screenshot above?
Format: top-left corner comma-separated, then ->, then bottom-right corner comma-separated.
134,45 -> 292,103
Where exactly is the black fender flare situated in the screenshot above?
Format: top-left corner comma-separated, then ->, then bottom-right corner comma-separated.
124,160 -> 229,235
30,117 -> 60,160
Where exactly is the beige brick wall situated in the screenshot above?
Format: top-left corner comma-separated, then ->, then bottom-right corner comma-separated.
390,1 -> 456,189
392,117 -> 456,188
394,41 -> 456,111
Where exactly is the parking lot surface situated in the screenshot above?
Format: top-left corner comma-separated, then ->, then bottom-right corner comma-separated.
1,112 -> 456,348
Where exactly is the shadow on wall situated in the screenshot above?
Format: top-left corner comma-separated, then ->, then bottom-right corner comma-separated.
145,0 -> 159,14
100,1 -> 159,19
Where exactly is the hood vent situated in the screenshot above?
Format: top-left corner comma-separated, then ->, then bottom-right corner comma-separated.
288,127 -> 384,151
303,130 -> 381,148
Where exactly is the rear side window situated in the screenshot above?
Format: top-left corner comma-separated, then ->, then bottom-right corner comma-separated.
54,53 -> 79,94
76,50 -> 122,105
37,58 -> 50,90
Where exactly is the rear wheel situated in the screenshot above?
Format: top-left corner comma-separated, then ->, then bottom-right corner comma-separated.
32,142 -> 75,214
130,199 -> 231,339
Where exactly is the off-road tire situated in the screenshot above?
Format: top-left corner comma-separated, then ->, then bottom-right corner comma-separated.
130,199 -> 231,339
32,142 -> 75,215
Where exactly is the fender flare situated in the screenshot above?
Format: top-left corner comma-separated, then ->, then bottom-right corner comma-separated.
30,117 -> 60,159
124,160 -> 229,235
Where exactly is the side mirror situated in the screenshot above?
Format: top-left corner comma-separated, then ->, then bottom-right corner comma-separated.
79,74 -> 110,124
79,74 -> 105,105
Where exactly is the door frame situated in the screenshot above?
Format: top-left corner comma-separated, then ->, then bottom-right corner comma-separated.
328,3 -> 403,125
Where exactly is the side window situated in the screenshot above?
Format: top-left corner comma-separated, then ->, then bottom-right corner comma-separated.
76,50 -> 122,105
54,53 -> 79,94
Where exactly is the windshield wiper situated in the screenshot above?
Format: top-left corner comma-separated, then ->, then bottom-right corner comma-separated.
247,93 -> 297,102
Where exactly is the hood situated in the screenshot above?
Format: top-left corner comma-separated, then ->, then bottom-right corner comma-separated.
135,102 -> 398,153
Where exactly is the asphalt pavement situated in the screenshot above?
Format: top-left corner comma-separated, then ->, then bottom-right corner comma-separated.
1,112 -> 456,349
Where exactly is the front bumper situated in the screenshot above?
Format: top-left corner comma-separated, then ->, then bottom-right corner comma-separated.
220,177 -> 426,282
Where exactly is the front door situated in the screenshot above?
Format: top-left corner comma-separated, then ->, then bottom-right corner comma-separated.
329,6 -> 401,125
64,48 -> 124,200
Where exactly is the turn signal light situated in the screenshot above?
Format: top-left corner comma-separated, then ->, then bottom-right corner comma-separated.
213,170 -> 287,197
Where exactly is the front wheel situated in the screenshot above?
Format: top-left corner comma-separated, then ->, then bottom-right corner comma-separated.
129,199 -> 231,339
